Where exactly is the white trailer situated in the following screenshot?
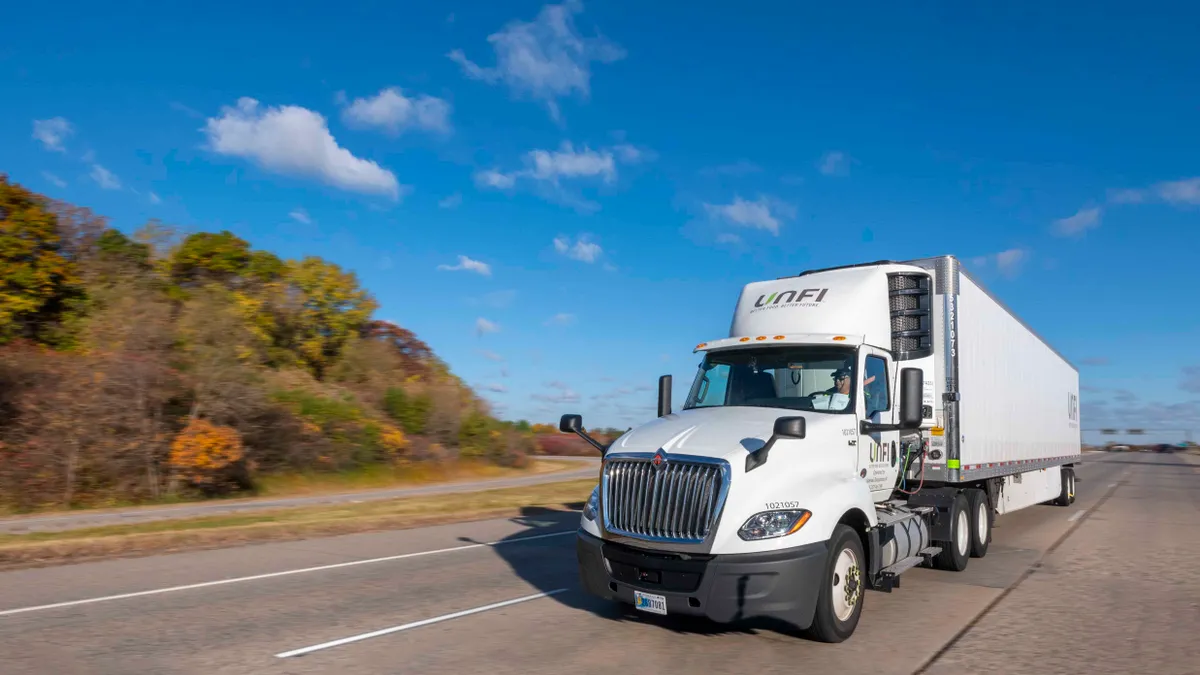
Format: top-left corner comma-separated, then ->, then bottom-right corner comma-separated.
563,255 -> 1080,642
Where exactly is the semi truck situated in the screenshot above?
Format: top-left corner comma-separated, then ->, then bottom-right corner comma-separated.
561,255 -> 1081,643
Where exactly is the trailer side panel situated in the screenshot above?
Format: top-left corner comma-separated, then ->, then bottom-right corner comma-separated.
954,273 -> 1081,480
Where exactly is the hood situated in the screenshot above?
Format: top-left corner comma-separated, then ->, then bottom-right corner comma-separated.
607,406 -> 854,463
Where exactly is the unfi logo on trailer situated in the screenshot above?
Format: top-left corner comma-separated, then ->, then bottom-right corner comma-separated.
750,288 -> 830,314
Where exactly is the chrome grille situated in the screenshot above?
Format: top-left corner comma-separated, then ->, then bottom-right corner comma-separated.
601,455 -> 728,543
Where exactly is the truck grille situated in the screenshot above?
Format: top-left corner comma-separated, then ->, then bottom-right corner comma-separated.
601,456 -> 728,543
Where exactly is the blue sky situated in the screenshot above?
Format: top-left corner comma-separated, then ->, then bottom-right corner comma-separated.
3,1 -> 1199,444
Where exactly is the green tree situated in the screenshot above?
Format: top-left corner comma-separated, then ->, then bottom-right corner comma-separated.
0,175 -> 82,344
285,256 -> 377,380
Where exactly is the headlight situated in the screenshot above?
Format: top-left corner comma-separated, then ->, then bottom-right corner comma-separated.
583,486 -> 599,521
738,509 -> 812,540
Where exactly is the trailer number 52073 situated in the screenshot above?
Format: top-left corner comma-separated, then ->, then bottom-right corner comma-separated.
766,501 -> 800,509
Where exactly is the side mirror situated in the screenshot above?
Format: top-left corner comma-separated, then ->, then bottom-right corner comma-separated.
747,416 -> 806,472
898,368 -> 924,429
559,414 -> 606,454
559,414 -> 582,433
657,374 -> 672,417
773,416 -> 806,439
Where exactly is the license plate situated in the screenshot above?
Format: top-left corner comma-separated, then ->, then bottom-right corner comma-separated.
633,590 -> 667,615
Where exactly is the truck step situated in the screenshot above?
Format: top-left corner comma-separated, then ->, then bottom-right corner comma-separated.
880,555 -> 928,577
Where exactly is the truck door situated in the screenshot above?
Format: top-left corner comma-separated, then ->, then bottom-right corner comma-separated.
857,348 -> 900,501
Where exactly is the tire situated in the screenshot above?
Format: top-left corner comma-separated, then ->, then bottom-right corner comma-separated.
965,488 -> 991,558
808,524 -> 865,643
934,492 -> 971,571
1054,468 -> 1074,507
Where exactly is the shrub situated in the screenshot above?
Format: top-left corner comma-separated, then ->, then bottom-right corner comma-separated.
169,418 -> 245,493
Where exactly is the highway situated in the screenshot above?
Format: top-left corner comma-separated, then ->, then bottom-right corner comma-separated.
0,451 -> 1195,674
0,456 -> 600,534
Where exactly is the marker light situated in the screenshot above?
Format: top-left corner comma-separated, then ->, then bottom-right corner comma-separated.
833,336 -> 847,341
773,335 -> 785,340
739,337 -> 751,342
755,336 -> 767,341
695,343 -> 707,350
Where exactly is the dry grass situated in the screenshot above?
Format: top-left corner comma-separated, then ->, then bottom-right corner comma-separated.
0,458 -> 578,518
0,478 -> 596,570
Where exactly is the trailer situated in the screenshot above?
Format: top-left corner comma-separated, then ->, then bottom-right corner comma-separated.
562,255 -> 1081,642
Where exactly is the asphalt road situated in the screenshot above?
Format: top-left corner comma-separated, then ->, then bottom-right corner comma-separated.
0,456 -> 601,534
0,451 -> 1195,674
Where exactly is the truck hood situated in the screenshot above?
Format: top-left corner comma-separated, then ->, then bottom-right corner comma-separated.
606,406 -> 854,464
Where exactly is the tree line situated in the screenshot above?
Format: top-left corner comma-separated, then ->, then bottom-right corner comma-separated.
0,174 -> 582,511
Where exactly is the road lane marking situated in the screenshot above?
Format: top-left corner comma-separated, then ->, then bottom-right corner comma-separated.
1108,483 -> 1118,488
0,530 -> 574,618
274,589 -> 568,658
1068,511 -> 1086,522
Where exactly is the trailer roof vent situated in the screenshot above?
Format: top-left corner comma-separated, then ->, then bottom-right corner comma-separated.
887,273 -> 932,360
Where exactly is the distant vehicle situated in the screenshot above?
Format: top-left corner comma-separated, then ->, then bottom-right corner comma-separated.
562,255 -> 1081,643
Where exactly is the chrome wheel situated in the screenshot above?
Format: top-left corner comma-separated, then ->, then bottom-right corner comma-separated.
831,546 -> 861,622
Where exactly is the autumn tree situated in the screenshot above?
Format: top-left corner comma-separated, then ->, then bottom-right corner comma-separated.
0,175 -> 83,345
285,256 -> 377,380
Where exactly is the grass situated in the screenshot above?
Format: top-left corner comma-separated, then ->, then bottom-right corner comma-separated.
0,457 -> 580,518
0,478 -> 596,570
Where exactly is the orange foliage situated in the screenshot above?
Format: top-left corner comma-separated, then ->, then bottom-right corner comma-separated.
379,423 -> 410,459
529,423 -> 559,434
169,418 -> 245,486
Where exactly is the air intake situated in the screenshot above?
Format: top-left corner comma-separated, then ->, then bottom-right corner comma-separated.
887,273 -> 933,360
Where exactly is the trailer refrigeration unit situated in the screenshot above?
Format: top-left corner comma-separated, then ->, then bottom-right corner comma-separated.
563,255 -> 1081,643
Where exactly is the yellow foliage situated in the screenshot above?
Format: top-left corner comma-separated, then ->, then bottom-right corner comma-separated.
380,424 -> 409,455
169,418 -> 245,485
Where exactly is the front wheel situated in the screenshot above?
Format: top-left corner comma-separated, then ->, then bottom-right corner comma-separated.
808,524 -> 865,643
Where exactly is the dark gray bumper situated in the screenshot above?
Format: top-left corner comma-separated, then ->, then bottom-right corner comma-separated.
576,529 -> 828,631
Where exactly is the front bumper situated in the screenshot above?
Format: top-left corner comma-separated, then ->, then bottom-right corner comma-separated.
576,529 -> 828,631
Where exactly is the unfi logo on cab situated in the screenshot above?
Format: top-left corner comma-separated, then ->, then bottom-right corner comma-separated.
750,288 -> 830,313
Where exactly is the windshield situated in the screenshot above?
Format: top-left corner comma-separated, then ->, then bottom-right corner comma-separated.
683,345 -> 858,414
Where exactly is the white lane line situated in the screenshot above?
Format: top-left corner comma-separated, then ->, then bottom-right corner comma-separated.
1067,511 -> 1086,522
1107,483 -> 1118,488
275,589 -> 568,658
0,530 -> 573,618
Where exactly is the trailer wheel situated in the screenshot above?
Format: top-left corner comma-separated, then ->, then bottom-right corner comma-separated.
1054,468 -> 1075,507
966,488 -> 991,558
934,492 -> 970,572
808,524 -> 864,643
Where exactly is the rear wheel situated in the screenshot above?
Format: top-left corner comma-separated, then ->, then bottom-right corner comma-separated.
809,524 -> 865,643
966,488 -> 991,558
934,491 -> 970,571
1055,468 -> 1075,506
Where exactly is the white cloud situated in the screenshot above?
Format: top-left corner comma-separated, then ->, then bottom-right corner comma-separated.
553,234 -> 603,262
476,317 -> 500,335
1053,206 -> 1102,237
1155,177 -> 1200,206
204,97 -> 401,199
340,87 -> 452,136
545,312 -> 576,326
1106,187 -> 1146,204
970,248 -> 1029,278
528,142 -> 616,184
475,169 -> 518,190
149,192 -> 162,205
41,171 -> 66,188
289,208 -> 312,225
90,164 -> 121,190
32,117 -> 73,152
439,192 -> 463,209
438,255 -> 492,276
819,151 -> 851,176
715,233 -> 742,245
534,379 -> 581,403
447,0 -> 625,121
703,195 -> 795,236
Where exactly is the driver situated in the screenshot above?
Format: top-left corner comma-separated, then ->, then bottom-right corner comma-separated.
812,367 -> 852,411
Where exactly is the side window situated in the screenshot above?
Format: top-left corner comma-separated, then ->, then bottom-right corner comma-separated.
864,356 -> 890,418
688,362 -> 731,407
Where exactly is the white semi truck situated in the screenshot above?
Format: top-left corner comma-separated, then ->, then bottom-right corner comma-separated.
562,255 -> 1081,643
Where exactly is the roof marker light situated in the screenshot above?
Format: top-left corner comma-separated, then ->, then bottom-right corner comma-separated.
833,336 -> 847,341
739,337 -> 751,342
755,336 -> 767,341
773,335 -> 785,340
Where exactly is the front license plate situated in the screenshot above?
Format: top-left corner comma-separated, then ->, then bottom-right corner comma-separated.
634,590 -> 667,615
